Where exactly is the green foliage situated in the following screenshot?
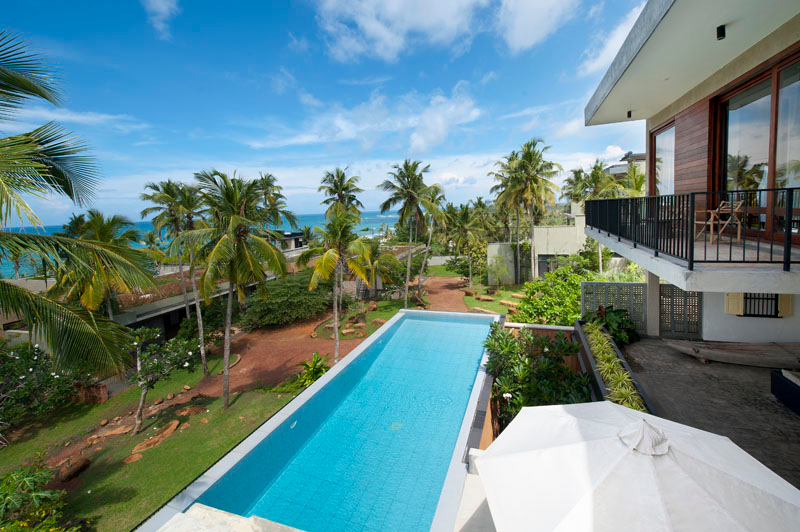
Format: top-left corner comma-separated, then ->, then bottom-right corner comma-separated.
0,455 -> 81,530
580,238 -> 613,272
583,323 -> 646,412
297,352 -> 330,387
0,342 -> 79,428
176,296 -> 240,343
240,272 -> 332,331
582,306 -> 639,345
483,322 -> 591,429
602,262 -> 645,283
129,331 -> 196,391
515,266 -> 596,326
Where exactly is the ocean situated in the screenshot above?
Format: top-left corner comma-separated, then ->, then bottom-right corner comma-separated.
0,210 -> 399,279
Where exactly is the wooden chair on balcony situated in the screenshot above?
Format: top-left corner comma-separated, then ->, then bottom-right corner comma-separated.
694,199 -> 744,243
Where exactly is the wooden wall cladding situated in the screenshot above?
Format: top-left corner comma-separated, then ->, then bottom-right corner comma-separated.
673,99 -> 712,194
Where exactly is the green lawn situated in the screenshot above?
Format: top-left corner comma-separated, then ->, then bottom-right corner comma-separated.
316,298 -> 409,340
462,284 -> 526,315
427,264 -> 461,277
1,355 -> 295,532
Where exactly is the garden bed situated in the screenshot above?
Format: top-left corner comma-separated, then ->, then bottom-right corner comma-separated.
573,320 -> 655,413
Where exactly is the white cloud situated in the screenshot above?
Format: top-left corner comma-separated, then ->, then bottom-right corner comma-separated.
270,67 -> 296,95
480,71 -> 497,85
578,2 -> 644,77
586,2 -> 604,19
298,90 -> 323,107
14,106 -> 149,133
316,0 -> 489,62
338,76 -> 393,86
141,0 -> 181,40
553,117 -> 584,138
245,82 -> 480,153
288,32 -> 310,53
496,0 -> 578,54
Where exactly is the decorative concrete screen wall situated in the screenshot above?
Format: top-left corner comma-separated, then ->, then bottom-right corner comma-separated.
581,282 -> 647,334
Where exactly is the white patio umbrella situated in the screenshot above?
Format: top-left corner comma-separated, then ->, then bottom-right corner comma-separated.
475,401 -> 800,532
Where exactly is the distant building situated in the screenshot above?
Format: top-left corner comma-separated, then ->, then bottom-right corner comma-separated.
605,151 -> 646,178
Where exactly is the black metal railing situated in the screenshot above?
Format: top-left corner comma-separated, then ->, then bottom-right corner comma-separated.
585,187 -> 800,271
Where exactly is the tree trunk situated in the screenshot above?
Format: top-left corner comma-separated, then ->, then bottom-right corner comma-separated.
514,210 -> 520,285
106,293 -> 113,319
338,264 -> 344,317
176,237 -> 190,318
189,248 -> 208,377
222,281 -> 235,408
134,387 -> 148,434
598,243 -> 604,274
468,252 -> 473,287
404,218 -> 412,308
417,218 -> 434,301
529,207 -> 536,281
333,262 -> 340,363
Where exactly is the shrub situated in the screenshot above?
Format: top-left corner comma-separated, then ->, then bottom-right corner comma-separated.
583,323 -> 646,412
483,322 -> 591,429
0,341 -> 79,429
240,272 -> 332,330
582,305 -> 639,345
297,352 -> 330,387
515,266 -> 597,326
176,296 -> 240,342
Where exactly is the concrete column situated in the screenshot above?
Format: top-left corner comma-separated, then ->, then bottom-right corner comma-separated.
646,270 -> 660,337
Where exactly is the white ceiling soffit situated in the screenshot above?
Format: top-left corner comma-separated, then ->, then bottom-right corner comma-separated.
584,0 -> 800,126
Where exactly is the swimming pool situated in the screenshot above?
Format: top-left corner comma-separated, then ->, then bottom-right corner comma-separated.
160,310 -> 495,532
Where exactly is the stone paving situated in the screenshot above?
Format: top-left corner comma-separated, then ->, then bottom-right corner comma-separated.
624,339 -> 800,488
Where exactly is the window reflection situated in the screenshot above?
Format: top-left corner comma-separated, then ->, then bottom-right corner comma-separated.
654,127 -> 674,195
777,63 -> 800,189
725,79 -> 771,191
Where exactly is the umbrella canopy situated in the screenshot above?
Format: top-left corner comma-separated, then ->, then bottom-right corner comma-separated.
476,401 -> 800,532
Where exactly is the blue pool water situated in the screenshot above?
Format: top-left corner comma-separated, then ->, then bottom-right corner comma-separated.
194,312 -> 493,532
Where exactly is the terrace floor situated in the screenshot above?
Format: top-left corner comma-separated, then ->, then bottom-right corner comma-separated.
624,339 -> 800,488
691,234 -> 800,267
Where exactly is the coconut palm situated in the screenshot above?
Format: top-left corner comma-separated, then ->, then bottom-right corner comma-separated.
319,167 -> 364,219
515,139 -> 560,281
0,31 -> 151,373
54,213 -> 87,238
49,209 -> 140,319
621,162 -> 647,197
301,225 -> 316,248
183,170 -> 287,407
297,211 -> 370,363
451,204 -> 483,286
141,180 -> 191,318
416,186 -> 445,301
362,238 -> 401,299
257,172 -> 298,231
491,150 -> 524,283
379,159 -> 437,308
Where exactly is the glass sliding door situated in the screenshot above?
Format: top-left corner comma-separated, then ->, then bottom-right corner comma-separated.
724,79 -> 772,193
654,126 -> 675,195
776,62 -> 800,237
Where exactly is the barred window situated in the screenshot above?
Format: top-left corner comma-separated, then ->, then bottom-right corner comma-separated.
742,293 -> 780,318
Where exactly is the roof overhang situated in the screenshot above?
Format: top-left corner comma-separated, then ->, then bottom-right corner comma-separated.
585,0 -> 800,126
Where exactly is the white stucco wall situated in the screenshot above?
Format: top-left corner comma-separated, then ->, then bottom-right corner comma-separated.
487,243 -> 515,285
702,292 -> 800,343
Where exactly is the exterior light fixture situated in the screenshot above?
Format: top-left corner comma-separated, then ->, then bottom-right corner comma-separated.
716,24 -> 726,40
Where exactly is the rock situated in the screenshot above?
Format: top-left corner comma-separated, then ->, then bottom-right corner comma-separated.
472,306 -> 499,315
463,289 -> 477,297
499,300 -> 518,308
372,318 -> 386,326
58,457 -> 91,481
153,398 -> 164,405
123,453 -> 143,464
475,295 -> 495,302
353,322 -> 366,330
368,301 -> 378,311
113,416 -> 121,422
131,420 -> 180,453
86,435 -> 103,446
324,323 -> 335,330
100,424 -> 134,437
182,385 -> 191,391
177,406 -> 205,416
128,411 -> 134,416
355,331 -> 366,338
310,330 -> 317,338
341,328 -> 354,335
99,419 -> 108,427
179,423 -> 190,431
511,292 -> 525,300
200,417 -> 209,424
167,393 -> 175,400
238,416 -> 245,421
64,441 -> 71,447
509,307 -> 518,315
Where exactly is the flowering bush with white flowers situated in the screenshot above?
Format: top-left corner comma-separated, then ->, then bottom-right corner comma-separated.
0,340 -> 79,430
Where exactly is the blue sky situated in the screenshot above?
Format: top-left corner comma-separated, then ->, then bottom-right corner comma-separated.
6,0 -> 645,225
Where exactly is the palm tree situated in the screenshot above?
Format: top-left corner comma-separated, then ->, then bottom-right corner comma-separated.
583,160 -> 617,272
54,213 -> 87,238
141,180 -> 191,318
0,31 -> 151,374
297,211 -> 370,363
515,139 -> 560,281
363,238 -> 401,299
491,151 -> 523,283
561,168 -> 589,204
319,168 -> 364,219
177,185 -> 211,376
301,225 -> 316,248
621,162 -> 647,197
185,170 -> 287,407
257,172 -> 298,231
416,186 -> 445,301
379,159 -> 436,308
49,209 -> 140,319
452,204 -> 482,286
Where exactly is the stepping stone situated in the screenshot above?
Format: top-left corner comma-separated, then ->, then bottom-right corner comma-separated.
132,420 -> 180,454
500,300 -> 518,308
372,318 -> 386,326
123,454 -> 143,464
463,289 -> 477,296
341,328 -> 355,335
353,323 -> 366,329
509,307 -> 518,315
472,306 -> 499,315
511,293 -> 525,299
475,295 -> 495,302
355,331 -> 366,338
100,424 -> 133,437
324,323 -> 335,330
368,301 -> 378,311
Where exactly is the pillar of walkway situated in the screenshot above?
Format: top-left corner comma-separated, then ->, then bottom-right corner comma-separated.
646,270 -> 660,337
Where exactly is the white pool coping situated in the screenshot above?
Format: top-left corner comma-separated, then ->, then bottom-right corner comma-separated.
136,309 -> 497,531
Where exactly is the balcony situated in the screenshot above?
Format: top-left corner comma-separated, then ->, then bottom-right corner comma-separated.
585,188 -> 800,293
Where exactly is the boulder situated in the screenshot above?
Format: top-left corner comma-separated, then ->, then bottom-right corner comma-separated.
167,393 -> 175,400
353,323 -> 366,330
511,292 -> 525,300
131,420 -> 180,454
123,454 -> 143,464
182,385 -> 191,391
472,306 -> 499,315
58,457 -> 91,481
99,419 -> 108,427
475,295 -> 495,302
499,300 -> 518,308
113,416 -> 121,422
509,307 -> 518,315
463,289 -> 477,297
372,318 -> 387,326
324,323 -> 335,330
355,331 -> 366,338
341,328 -> 354,335
368,301 -> 378,311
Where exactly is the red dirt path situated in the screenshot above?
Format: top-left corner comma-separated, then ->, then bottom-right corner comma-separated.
425,276 -> 469,312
